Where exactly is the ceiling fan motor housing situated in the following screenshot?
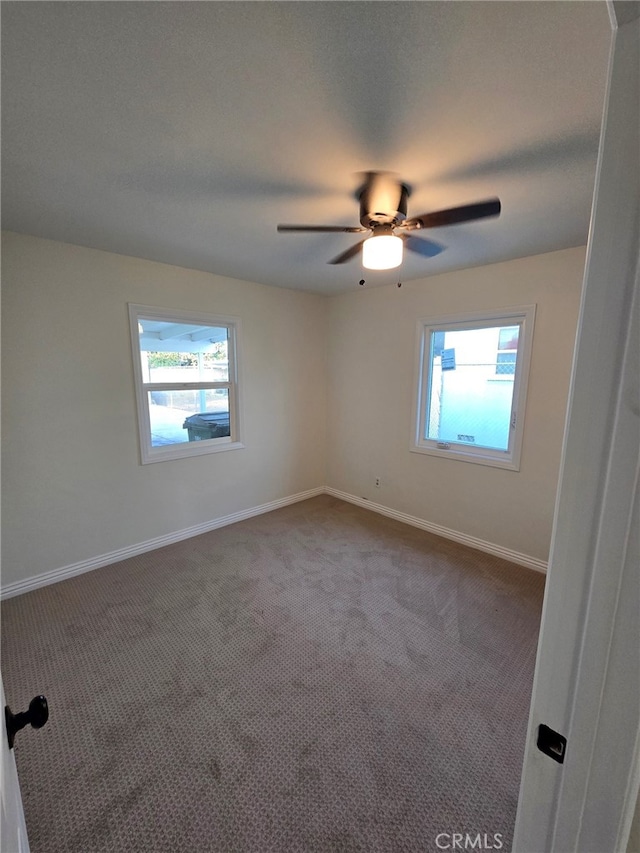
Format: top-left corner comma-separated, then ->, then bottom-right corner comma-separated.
358,174 -> 409,228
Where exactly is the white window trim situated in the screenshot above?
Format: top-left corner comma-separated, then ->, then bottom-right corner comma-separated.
410,305 -> 536,471
128,303 -> 244,464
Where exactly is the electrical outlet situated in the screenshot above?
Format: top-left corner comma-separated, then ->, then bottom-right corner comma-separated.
375,477 -> 381,487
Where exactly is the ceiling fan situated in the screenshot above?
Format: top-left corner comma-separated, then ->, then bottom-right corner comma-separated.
277,172 -> 501,270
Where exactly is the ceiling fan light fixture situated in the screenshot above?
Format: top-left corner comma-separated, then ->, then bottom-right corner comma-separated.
362,233 -> 403,270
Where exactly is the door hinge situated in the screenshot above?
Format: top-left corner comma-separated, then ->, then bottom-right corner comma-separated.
537,724 -> 567,764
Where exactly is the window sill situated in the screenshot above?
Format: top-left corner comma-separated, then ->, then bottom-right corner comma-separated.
141,440 -> 245,465
410,443 -> 520,471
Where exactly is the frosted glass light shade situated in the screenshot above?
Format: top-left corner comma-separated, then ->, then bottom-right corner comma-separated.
362,234 -> 403,270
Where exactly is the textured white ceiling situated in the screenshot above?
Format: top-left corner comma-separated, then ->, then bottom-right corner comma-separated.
1,2 -> 611,294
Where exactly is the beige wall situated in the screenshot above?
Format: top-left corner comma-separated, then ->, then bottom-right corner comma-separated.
325,246 -> 585,562
2,234 -> 585,589
1,232 -> 327,586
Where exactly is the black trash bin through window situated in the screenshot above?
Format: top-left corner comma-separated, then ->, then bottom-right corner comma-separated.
183,413 -> 231,442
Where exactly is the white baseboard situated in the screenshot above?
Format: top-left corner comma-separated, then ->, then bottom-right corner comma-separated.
325,487 -> 548,574
0,487 -> 325,600
1,484 -> 546,600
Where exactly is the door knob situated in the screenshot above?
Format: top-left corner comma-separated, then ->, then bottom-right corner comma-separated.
5,695 -> 49,749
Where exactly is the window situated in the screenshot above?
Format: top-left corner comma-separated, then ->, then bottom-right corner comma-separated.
411,306 -> 535,470
129,304 -> 243,464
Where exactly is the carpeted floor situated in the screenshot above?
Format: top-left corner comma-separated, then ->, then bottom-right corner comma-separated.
1,495 -> 545,852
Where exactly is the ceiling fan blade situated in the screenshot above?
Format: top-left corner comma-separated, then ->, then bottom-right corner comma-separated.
402,234 -> 445,258
277,224 -> 367,233
401,198 -> 501,230
327,239 -> 367,265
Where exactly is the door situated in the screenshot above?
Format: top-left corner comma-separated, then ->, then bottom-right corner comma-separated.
513,3 -> 640,851
1,675 -> 30,852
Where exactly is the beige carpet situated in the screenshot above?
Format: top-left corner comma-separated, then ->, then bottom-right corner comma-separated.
1,495 -> 545,852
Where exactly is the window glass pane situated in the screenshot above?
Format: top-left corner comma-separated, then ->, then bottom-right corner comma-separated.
498,326 -> 519,350
147,389 -> 230,447
138,320 -> 229,383
426,325 -> 518,451
496,352 -> 517,375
